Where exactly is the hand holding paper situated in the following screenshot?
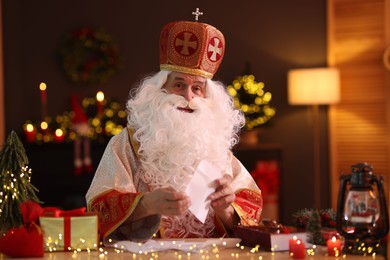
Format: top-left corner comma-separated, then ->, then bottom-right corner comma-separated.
185,160 -> 223,223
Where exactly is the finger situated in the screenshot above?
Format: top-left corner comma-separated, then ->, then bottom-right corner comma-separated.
208,187 -> 232,201
215,177 -> 228,186
160,189 -> 188,201
216,175 -> 233,188
161,187 -> 176,193
211,194 -> 235,209
164,199 -> 190,215
166,192 -> 189,202
219,186 -> 234,197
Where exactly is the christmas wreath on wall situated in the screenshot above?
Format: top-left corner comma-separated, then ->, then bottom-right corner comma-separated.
60,27 -> 120,85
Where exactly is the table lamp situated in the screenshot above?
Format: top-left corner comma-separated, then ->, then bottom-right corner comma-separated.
287,67 -> 340,209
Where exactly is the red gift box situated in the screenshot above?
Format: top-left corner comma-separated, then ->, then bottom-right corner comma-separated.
234,225 -> 310,251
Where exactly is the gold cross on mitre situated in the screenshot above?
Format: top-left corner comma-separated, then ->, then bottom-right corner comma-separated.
192,8 -> 203,21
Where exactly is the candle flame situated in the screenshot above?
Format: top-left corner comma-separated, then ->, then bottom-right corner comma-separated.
39,82 -> 47,91
26,124 -> 34,132
55,129 -> 63,137
96,91 -> 104,102
331,236 -> 336,242
41,121 -> 48,130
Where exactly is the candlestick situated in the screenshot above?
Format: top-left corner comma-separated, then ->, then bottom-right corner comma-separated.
96,91 -> 104,116
289,236 -> 306,259
39,82 -> 47,119
327,236 -> 341,256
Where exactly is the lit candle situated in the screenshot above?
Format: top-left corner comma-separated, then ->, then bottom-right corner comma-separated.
327,236 -> 341,256
40,121 -> 49,133
39,120 -> 50,142
289,236 -> 306,259
289,236 -> 298,254
39,82 -> 47,119
54,128 -> 65,143
24,123 -> 36,143
96,91 -> 104,116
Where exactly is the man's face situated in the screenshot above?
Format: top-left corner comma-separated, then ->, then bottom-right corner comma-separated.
162,72 -> 207,113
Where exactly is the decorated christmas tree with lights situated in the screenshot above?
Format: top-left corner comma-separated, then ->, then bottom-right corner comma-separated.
0,131 -> 41,234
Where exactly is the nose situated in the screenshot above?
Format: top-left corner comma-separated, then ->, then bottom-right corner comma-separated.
181,87 -> 194,102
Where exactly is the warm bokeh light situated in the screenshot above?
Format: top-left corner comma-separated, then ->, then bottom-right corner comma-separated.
39,82 -> 47,91
55,128 -> 64,137
96,91 -> 104,102
24,94 -> 127,144
26,123 -> 34,132
228,74 -> 276,130
40,121 -> 48,130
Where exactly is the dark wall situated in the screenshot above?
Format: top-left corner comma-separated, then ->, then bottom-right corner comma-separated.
2,0 -> 328,225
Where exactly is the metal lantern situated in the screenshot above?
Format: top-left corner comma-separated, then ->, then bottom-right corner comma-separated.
336,163 -> 389,254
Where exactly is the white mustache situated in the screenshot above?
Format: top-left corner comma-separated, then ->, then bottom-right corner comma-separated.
163,94 -> 211,111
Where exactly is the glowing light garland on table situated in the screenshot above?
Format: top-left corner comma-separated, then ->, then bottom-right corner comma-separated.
37,225 -> 381,258
54,240 -> 378,259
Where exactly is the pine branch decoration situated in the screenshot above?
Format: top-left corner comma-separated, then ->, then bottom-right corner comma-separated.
306,209 -> 325,245
0,131 -> 41,234
292,208 -> 337,245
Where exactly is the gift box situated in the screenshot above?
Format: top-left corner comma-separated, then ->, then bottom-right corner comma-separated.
233,225 -> 310,251
320,228 -> 339,241
39,208 -> 98,251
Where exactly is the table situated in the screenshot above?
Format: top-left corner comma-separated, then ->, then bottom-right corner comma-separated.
0,244 -> 386,259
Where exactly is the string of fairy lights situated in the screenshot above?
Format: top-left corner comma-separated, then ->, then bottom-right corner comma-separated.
38,237 -> 380,258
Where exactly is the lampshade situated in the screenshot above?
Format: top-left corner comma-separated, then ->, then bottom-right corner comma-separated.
288,68 -> 340,105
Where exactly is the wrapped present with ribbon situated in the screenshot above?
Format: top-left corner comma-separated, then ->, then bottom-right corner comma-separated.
39,207 -> 98,251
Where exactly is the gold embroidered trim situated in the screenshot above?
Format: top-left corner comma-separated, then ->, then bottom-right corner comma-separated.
105,193 -> 144,239
127,127 -> 140,162
89,189 -> 145,240
160,64 -> 213,79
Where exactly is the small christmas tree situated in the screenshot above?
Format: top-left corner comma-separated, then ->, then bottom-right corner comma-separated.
0,131 -> 41,234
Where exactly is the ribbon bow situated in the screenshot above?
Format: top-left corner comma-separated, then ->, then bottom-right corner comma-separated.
42,206 -> 86,217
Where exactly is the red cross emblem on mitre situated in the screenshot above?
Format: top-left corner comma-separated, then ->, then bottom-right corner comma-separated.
159,21 -> 225,79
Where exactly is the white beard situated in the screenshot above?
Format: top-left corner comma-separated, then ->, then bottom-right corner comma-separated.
130,90 -> 232,191
126,71 -> 244,238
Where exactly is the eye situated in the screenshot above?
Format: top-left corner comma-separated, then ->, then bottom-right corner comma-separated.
192,85 -> 204,95
174,82 -> 184,89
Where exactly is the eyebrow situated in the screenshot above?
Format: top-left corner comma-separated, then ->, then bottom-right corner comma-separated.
173,76 -> 206,85
173,76 -> 185,81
